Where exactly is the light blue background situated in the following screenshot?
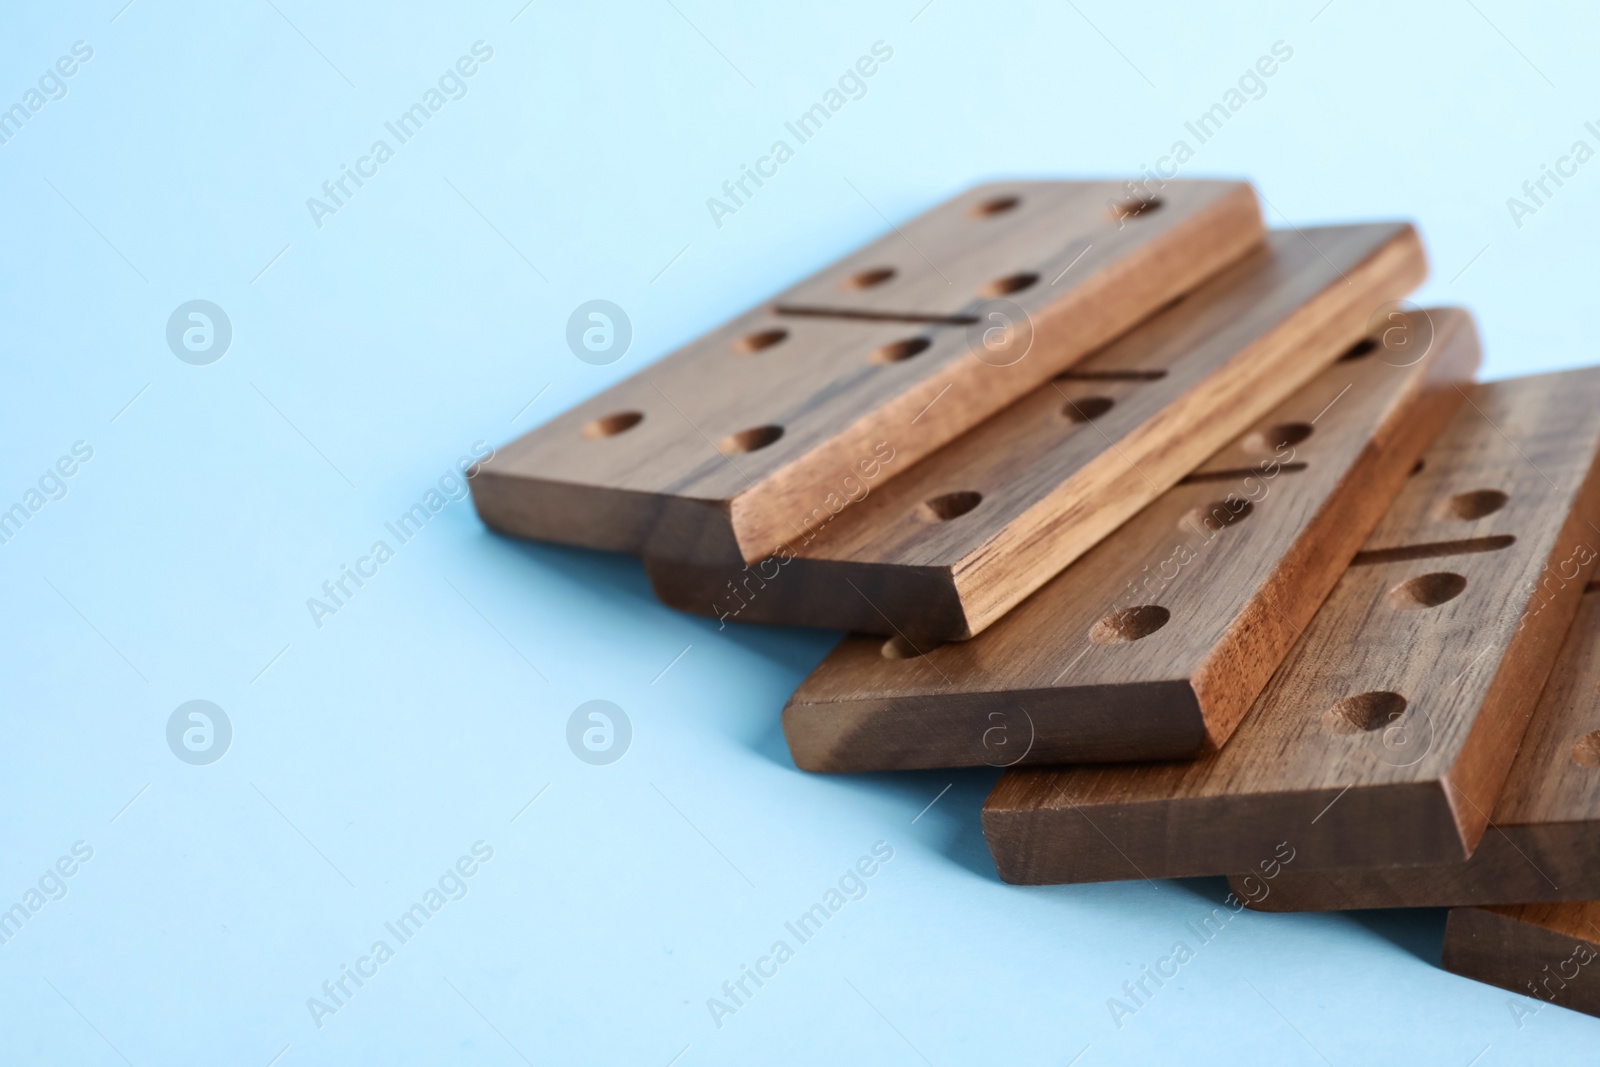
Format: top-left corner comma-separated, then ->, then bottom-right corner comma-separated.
2,1 -> 1596,1063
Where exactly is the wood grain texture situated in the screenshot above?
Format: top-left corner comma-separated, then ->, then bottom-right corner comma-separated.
983,368 -> 1600,884
472,181 -> 1264,566
647,224 -> 1428,639
781,308 -> 1478,772
1441,902 -> 1600,1018
1236,583 -> 1600,911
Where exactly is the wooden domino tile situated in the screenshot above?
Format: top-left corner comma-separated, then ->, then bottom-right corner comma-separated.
1236,582 -> 1600,911
983,368 -> 1600,884
1442,903 -> 1600,1019
472,181 -> 1263,566
647,224 -> 1427,639
781,307 -> 1478,772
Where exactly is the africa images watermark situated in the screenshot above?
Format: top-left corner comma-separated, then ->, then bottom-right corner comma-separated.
166,700 -> 232,766
0,841 -> 95,949
305,442 -> 494,629
305,41 -> 495,229
566,300 -> 632,366
166,300 -> 233,365
306,840 -> 496,1030
704,841 -> 895,1030
705,41 -> 895,229
1505,121 -> 1600,230
1084,432 -> 1305,642
1106,841 -> 1296,1030
0,440 -> 93,549
0,40 -> 94,148
1118,41 -> 1294,209
1508,937 -> 1600,1029
710,440 -> 898,627
566,700 -> 632,765
1515,540 -> 1595,636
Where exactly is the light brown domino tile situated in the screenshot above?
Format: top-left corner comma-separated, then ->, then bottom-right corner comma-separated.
647,223 -> 1425,639
473,181 -> 1263,567
1237,580 -> 1600,910
984,368 -> 1600,884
